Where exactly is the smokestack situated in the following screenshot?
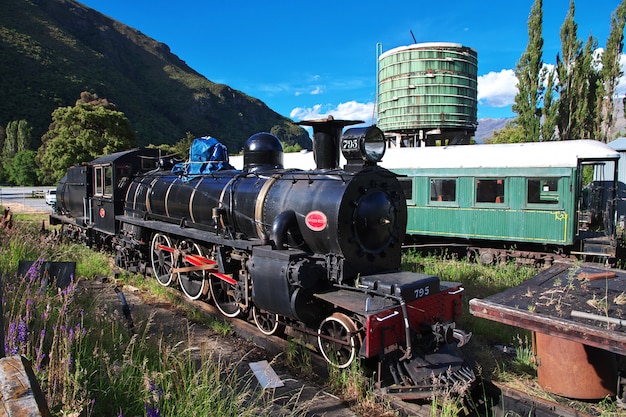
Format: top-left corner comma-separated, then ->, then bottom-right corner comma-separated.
298,116 -> 362,170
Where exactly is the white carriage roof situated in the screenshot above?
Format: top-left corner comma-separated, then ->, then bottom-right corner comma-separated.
380,140 -> 619,170
229,150 -> 318,171
229,140 -> 619,171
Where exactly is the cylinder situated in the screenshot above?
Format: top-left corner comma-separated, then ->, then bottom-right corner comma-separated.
535,332 -> 617,399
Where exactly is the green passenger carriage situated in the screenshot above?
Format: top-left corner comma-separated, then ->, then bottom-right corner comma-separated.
380,140 -> 620,265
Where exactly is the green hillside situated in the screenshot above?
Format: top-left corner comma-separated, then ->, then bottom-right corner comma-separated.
0,0 -> 310,151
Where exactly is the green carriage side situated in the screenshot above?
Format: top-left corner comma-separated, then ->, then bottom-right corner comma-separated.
381,140 -> 620,263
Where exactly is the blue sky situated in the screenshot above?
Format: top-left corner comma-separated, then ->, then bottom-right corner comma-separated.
78,0 -> 625,125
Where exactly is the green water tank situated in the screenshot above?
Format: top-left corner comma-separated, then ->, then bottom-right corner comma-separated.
377,42 -> 478,135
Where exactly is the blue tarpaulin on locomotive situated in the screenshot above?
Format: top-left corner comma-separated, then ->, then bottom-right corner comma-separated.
172,136 -> 234,178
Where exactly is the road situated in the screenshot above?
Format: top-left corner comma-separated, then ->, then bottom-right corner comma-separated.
0,186 -> 56,213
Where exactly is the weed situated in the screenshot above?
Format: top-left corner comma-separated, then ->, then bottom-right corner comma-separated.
614,292 -> 626,305
210,317 -> 233,336
285,337 -> 313,377
511,334 -> 536,372
587,294 -> 609,313
430,372 -> 473,417
327,359 -> 367,400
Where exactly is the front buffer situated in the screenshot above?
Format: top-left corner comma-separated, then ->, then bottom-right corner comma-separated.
315,271 -> 475,400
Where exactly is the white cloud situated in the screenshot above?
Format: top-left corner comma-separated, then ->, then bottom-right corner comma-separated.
477,69 -> 518,108
290,104 -> 323,120
310,86 -> 323,95
290,101 -> 375,124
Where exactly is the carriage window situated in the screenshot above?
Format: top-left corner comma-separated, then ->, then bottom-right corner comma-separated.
430,178 -> 456,202
398,177 -> 413,200
527,178 -> 559,204
476,179 -> 505,204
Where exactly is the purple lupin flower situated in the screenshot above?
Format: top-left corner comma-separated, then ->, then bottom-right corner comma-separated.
17,320 -> 27,344
26,258 -> 43,282
6,321 -> 17,355
145,403 -> 161,417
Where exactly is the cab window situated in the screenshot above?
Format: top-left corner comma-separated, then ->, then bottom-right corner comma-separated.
94,165 -> 113,197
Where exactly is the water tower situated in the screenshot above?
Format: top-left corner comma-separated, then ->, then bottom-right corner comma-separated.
376,42 -> 478,147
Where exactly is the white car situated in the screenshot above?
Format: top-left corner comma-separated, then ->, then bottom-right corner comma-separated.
45,189 -> 56,205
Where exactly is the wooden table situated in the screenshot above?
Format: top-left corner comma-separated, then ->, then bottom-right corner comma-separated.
469,260 -> 626,399
469,261 -> 626,356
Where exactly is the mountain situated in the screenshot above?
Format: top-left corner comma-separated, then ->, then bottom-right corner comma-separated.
474,118 -> 510,143
0,0 -> 310,151
611,98 -> 626,138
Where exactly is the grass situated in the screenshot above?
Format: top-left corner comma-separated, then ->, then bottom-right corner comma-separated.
0,215 -> 301,416
327,360 -> 400,417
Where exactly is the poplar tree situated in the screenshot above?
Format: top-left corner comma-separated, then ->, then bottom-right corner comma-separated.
599,0 -> 626,142
541,67 -> 558,141
1,120 -> 32,182
556,0 -> 582,140
512,0 -> 543,142
578,36 -> 601,139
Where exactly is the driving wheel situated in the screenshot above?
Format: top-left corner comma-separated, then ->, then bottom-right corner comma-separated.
178,240 -> 206,300
151,233 -> 175,286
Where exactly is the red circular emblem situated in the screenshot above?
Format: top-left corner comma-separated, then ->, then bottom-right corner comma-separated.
305,211 -> 327,231
99,207 -> 105,218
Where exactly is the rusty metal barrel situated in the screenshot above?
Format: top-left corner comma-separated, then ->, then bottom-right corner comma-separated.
535,332 -> 618,399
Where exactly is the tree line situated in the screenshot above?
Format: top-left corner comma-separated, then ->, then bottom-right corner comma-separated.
0,91 -> 303,187
0,92 -> 137,186
494,0 -> 626,143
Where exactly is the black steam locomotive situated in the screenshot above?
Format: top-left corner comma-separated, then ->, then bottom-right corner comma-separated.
50,118 -> 474,398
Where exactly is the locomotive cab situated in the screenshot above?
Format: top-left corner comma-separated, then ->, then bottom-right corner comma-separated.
89,149 -> 160,238
51,148 -> 161,246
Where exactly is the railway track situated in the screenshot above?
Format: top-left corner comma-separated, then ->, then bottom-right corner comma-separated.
157,281 -> 609,417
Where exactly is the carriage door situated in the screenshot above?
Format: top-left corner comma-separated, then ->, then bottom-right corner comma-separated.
578,161 -> 617,235
91,164 -> 116,235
